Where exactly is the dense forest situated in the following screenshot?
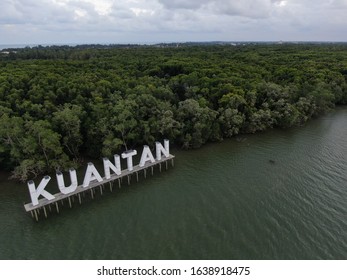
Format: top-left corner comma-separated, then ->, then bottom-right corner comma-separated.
1,43 -> 347,181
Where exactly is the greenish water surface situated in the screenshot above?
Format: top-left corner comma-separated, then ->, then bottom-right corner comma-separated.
0,107 -> 346,259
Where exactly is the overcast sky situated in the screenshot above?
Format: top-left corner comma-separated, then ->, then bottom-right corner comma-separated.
0,0 -> 346,44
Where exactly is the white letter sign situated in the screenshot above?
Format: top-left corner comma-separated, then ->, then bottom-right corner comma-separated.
56,168 -> 78,195
121,150 -> 137,171
25,140 -> 173,209
103,155 -> 121,179
28,176 -> 55,206
139,145 -> 155,167
155,139 -> 170,160
83,162 -> 103,188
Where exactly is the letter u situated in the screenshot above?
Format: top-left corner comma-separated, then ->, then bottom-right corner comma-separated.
56,168 -> 78,194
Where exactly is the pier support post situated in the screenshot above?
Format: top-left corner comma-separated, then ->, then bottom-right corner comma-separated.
78,193 -> 82,204
144,169 -> 147,178
166,160 -> 168,170
109,182 -> 113,192
171,158 -> 174,167
118,179 -> 121,188
136,172 -> 139,182
30,211 -> 34,218
151,166 -> 154,175
159,163 -> 162,172
55,202 -> 59,213
48,204 -> 52,212
34,210 -> 38,222
127,175 -> 130,185
43,206 -> 47,218
91,189 -> 94,199
68,197 -> 72,208
100,185 -> 103,195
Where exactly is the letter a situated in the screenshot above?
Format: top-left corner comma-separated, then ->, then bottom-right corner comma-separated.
83,163 -> 103,188
139,145 -> 155,167
27,176 -> 55,206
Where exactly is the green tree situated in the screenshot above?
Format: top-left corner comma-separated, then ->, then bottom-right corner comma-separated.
176,99 -> 217,148
218,93 -> 247,137
52,104 -> 85,160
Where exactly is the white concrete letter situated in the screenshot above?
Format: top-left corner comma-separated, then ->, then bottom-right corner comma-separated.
121,150 -> 137,171
103,154 -> 121,179
155,139 -> 170,160
139,145 -> 155,167
27,176 -> 55,206
56,168 -> 78,195
83,162 -> 103,188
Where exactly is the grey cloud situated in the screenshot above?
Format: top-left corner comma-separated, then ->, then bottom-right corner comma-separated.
158,0 -> 209,10
1,0 -> 347,44
0,0 -> 23,24
0,0 -> 77,25
159,0 -> 273,19
0,0 -> 105,26
208,0 -> 272,18
330,0 -> 347,8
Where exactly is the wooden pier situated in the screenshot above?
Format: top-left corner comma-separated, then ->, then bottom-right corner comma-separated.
24,155 -> 175,221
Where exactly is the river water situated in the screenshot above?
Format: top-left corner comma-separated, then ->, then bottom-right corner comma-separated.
0,107 -> 346,260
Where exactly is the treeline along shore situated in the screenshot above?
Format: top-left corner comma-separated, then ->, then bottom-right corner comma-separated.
1,43 -> 347,181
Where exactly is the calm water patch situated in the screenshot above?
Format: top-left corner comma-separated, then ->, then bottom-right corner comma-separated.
0,107 -> 346,259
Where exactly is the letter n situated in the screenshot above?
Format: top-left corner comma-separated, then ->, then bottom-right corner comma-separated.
155,139 -> 169,160
103,155 -> 121,179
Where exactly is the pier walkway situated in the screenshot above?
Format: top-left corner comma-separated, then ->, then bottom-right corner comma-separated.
24,155 -> 175,221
